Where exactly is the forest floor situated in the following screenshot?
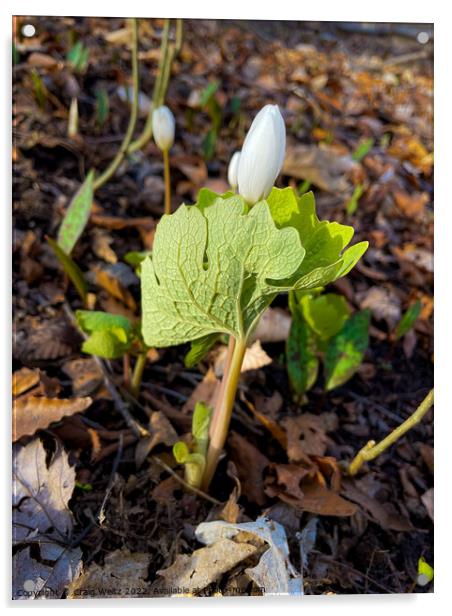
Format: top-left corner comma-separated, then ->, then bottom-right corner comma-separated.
12,17 -> 433,598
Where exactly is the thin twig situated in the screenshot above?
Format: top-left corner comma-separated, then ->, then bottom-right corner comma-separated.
152,455 -> 221,505
348,389 -> 434,475
98,434 -> 123,525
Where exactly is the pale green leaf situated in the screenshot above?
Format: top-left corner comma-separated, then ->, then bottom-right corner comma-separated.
141,197 -> 304,347
76,310 -> 132,335
57,170 -> 94,254
300,293 -> 351,340
76,310 -> 134,359
184,333 -> 220,368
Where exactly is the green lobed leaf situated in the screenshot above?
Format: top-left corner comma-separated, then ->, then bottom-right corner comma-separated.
300,293 -> 351,340
141,196 -> 305,347
141,188 -> 367,349
286,299 -> 319,397
324,309 -> 370,390
184,333 -> 220,368
267,188 -> 368,289
57,170 -> 95,255
394,300 -> 422,340
46,236 -> 87,302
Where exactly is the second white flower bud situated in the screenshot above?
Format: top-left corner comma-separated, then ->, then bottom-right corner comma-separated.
227,151 -> 241,190
152,105 -> 175,151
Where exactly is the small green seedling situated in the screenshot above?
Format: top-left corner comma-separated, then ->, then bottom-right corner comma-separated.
173,402 -> 212,488
287,289 -> 370,398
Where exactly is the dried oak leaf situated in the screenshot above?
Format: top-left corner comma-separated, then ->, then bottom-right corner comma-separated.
13,395 -> 92,442
281,413 -> 338,464
12,439 -> 82,599
154,538 -> 257,595
267,463 -> 357,517
67,549 -> 151,599
228,431 -> 269,506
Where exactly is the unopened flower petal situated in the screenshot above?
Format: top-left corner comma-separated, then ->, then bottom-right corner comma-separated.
227,151 -> 241,190
237,104 -> 286,204
152,105 -> 175,151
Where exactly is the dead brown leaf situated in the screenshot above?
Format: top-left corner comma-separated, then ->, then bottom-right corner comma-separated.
135,411 -> 179,468
228,431 -> 269,506
341,478 -> 414,531
13,396 -> 93,441
12,367 -> 40,397
281,413 -> 338,464
394,190 -> 429,219
358,285 -> 402,329
250,307 -> 291,343
283,143 -> 355,193
92,265 -> 137,311
68,549 -> 151,599
182,367 -> 219,414
62,357 -> 105,398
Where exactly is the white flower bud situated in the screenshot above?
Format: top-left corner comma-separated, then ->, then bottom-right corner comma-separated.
152,105 -> 175,151
237,104 -> 286,205
227,151 -> 241,190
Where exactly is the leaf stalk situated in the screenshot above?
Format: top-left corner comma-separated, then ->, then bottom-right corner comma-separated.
201,336 -> 246,490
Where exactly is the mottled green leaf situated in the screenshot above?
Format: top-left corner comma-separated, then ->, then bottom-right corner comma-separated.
46,236 -> 87,302
184,333 -> 220,368
394,300 -> 422,340
324,309 -> 370,390
286,296 -> 319,397
57,170 -> 94,254
300,293 -> 351,340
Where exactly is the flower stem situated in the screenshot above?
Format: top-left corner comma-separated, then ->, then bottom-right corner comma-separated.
93,18 -> 139,191
127,19 -> 182,154
130,352 -> 147,398
348,388 -> 434,475
163,148 -> 171,215
201,337 -> 246,490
